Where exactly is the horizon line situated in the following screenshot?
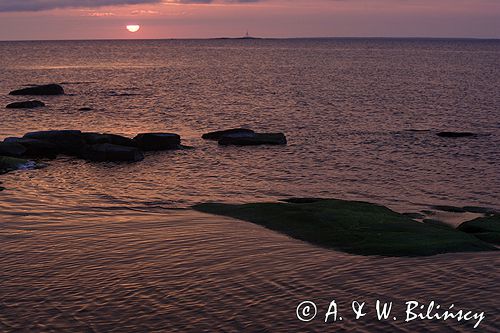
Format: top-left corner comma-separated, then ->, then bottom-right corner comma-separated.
1,36 -> 500,42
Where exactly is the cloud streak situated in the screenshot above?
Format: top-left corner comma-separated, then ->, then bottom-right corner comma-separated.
0,0 -> 261,12
0,0 -> 162,12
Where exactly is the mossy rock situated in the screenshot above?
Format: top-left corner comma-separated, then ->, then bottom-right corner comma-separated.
193,198 -> 496,257
458,215 -> 500,245
0,156 -> 35,174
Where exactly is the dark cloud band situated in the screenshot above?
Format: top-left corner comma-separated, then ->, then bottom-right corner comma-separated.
0,0 -> 261,12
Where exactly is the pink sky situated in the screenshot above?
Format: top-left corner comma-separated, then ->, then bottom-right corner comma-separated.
0,0 -> 499,40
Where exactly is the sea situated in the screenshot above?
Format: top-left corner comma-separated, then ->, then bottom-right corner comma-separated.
0,38 -> 499,332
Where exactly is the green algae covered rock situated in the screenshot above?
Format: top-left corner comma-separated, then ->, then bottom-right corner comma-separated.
193,198 -> 496,257
458,215 -> 500,245
0,156 -> 36,174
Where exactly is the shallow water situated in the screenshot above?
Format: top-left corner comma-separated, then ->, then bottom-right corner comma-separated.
0,39 -> 499,332
1,209 -> 499,332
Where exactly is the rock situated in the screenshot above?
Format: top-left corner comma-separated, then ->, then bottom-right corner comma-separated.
193,198 -> 495,257
202,128 -> 255,140
6,100 -> 45,109
0,142 -> 27,157
219,133 -> 287,146
9,84 -> 64,96
78,107 -> 92,111
83,132 -> 136,147
23,130 -> 85,155
458,215 -> 500,245
82,143 -> 144,162
0,156 -> 36,174
4,137 -> 59,158
437,132 -> 476,138
133,133 -> 181,151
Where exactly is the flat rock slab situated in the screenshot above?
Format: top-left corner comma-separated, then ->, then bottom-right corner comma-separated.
133,133 -> 181,151
82,143 -> 144,162
24,130 -> 85,155
6,100 -> 45,109
83,132 -> 136,147
9,84 -> 64,96
202,128 -> 255,140
0,142 -> 27,157
3,137 -> 59,158
437,132 -> 476,138
219,133 -> 287,146
193,198 -> 495,257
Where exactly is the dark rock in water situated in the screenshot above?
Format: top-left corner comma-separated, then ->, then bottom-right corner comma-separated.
0,142 -> 27,157
6,100 -> 45,109
437,132 -> 476,138
9,84 -> 64,96
458,215 -> 500,245
4,137 -> 59,158
0,156 -> 36,174
202,128 -> 255,140
78,107 -> 93,111
82,143 -> 144,162
193,198 -> 496,256
83,132 -> 136,147
23,130 -> 85,155
133,133 -> 181,151
219,133 -> 287,146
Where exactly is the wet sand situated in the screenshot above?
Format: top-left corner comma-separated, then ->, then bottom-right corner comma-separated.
0,209 -> 498,332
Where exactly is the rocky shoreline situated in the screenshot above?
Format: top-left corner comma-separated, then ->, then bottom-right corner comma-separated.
2,83 -> 497,258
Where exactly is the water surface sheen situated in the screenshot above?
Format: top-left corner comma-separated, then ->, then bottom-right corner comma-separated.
0,39 -> 499,212
0,39 -> 499,332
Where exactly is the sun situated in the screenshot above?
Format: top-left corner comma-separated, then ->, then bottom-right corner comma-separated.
126,25 -> 140,33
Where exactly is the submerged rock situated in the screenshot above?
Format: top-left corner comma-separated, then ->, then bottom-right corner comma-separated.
83,132 -> 136,147
202,128 -> 255,140
219,133 -> 287,146
133,133 -> 181,151
193,198 -> 495,257
6,100 -> 45,109
23,130 -> 85,155
457,215 -> 500,245
82,143 -> 144,162
4,137 -> 59,158
9,84 -> 64,96
437,132 -> 476,138
0,156 -> 36,174
0,142 -> 27,157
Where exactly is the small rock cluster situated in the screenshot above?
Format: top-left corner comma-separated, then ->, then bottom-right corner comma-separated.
5,84 -> 64,109
0,127 -> 288,175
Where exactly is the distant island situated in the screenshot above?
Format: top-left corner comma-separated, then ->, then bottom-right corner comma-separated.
212,31 -> 262,40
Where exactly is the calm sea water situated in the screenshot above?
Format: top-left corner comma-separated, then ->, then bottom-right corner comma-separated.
0,39 -> 499,213
0,39 -> 499,332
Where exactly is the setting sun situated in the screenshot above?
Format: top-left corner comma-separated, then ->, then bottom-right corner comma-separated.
126,25 -> 140,33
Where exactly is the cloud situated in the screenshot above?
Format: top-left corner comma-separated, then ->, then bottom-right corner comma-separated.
0,0 -> 161,12
0,0 -> 262,12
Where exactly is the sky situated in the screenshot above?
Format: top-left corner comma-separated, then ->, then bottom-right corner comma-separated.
0,0 -> 499,40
